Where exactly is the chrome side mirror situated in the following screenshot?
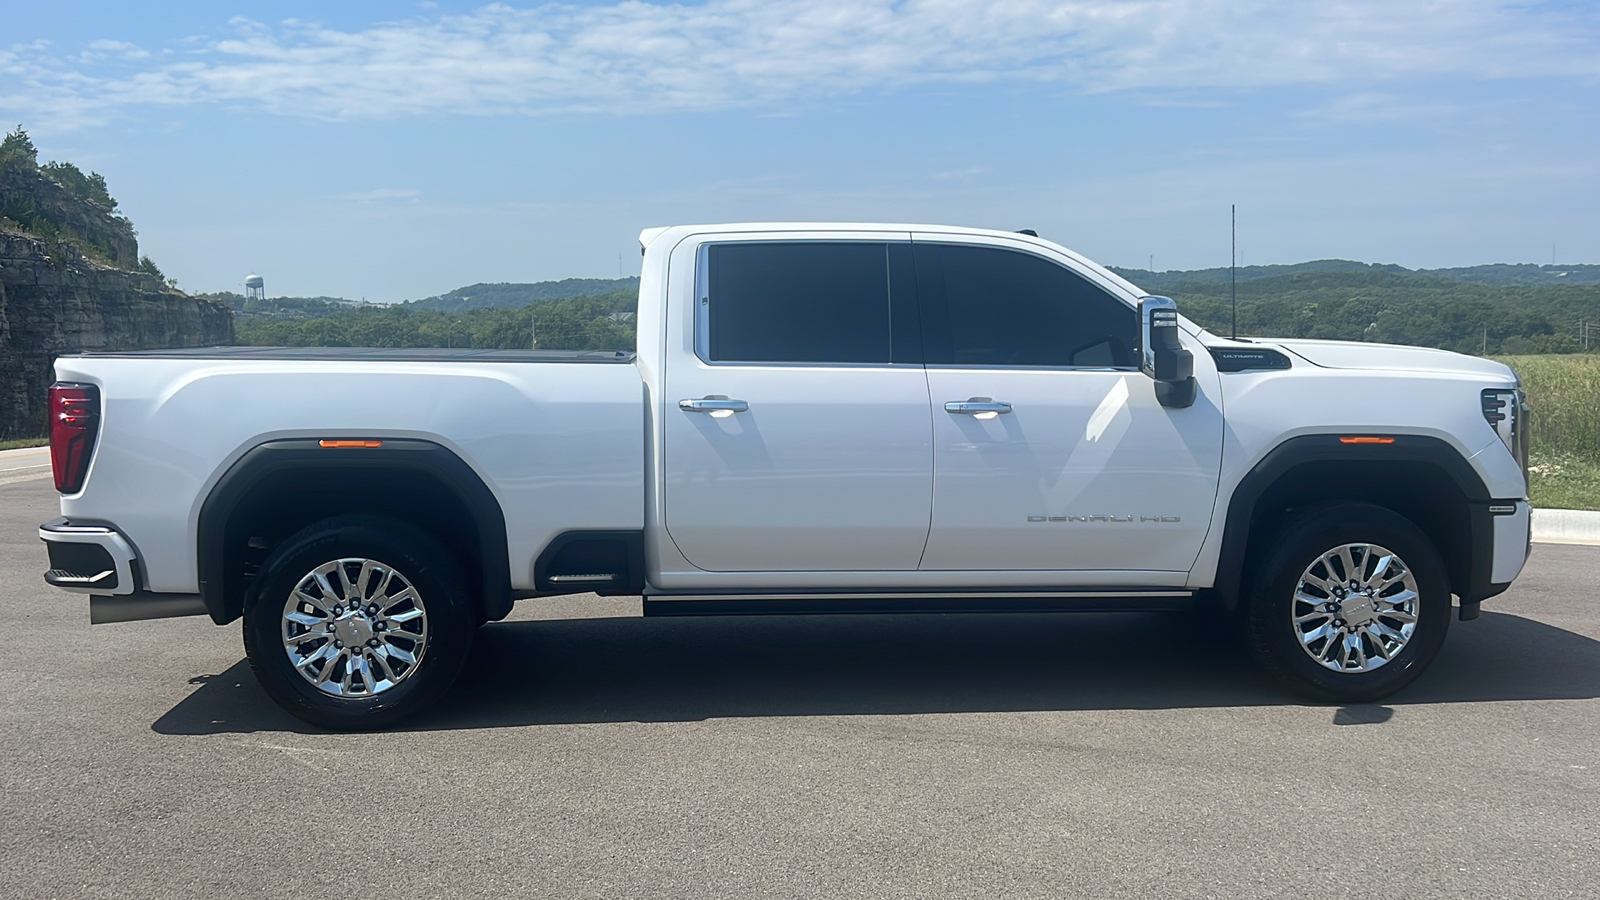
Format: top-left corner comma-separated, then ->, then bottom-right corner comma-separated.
1140,296 -> 1196,408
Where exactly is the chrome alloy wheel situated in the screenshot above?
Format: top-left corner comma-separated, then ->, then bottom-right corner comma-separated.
1291,542 -> 1420,673
280,558 -> 429,698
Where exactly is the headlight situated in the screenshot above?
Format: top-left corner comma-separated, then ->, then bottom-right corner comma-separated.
1481,388 -> 1530,492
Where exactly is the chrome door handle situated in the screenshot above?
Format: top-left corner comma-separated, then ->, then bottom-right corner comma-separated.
680,396 -> 749,414
944,398 -> 1012,415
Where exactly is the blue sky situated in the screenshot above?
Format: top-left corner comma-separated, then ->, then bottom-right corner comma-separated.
3,0 -> 1597,302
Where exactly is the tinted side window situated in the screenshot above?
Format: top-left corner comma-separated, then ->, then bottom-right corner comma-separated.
915,243 -> 1137,367
707,242 -> 891,363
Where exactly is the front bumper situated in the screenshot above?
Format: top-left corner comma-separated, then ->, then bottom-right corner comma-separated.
1490,500 -> 1532,585
1459,499 -> 1532,619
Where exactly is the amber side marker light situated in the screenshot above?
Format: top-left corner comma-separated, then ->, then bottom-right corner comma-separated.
319,440 -> 384,449
1339,436 -> 1396,445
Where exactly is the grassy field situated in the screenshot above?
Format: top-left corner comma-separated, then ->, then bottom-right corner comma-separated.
0,438 -> 47,451
1495,355 -> 1600,510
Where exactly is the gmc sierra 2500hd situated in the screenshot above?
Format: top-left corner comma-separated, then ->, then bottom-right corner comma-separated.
40,223 -> 1531,729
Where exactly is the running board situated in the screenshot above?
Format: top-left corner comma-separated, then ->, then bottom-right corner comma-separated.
641,590 -> 1195,617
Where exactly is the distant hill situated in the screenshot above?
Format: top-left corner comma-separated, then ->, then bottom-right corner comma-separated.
206,291 -> 381,322
1111,260 -> 1600,290
1140,268 -> 1600,356
228,257 -> 1600,357
1422,263 -> 1600,286
228,262 -> 1600,321
405,278 -> 640,311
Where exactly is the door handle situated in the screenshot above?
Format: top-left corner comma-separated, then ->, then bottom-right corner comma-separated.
945,397 -> 1012,417
680,396 -> 749,416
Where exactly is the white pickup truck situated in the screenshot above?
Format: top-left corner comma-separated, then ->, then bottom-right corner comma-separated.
40,223 -> 1532,728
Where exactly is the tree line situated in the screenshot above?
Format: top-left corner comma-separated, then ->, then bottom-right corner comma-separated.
1160,270 -> 1600,355
235,271 -> 1600,356
234,289 -> 638,351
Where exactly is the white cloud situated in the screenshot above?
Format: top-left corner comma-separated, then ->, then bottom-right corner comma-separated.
3,0 -> 1597,128
338,188 -> 423,202
1296,91 -> 1481,124
81,40 -> 150,62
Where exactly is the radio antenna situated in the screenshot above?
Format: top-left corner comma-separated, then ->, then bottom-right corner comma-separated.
1231,204 -> 1238,340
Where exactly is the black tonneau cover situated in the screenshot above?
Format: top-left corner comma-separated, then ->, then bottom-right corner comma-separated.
62,346 -> 636,363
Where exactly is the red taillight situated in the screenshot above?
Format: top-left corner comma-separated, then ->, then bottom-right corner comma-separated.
49,382 -> 100,494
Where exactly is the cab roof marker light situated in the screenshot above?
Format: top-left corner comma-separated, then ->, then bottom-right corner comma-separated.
319,440 -> 384,449
1338,436 -> 1396,444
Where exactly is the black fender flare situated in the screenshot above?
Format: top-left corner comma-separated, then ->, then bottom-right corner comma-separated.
196,439 -> 511,625
1209,434 -> 1503,614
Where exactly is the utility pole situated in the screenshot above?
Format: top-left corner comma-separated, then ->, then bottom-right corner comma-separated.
531,313 -> 538,350
1231,204 -> 1237,340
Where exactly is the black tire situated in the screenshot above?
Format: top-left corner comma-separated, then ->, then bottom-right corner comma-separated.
1246,501 -> 1451,703
242,515 -> 474,730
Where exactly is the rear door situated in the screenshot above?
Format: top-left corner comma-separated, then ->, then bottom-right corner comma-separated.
914,236 -> 1224,575
662,235 -> 933,572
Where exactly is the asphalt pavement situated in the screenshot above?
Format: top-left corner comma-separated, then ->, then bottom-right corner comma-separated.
2,469 -> 1596,898
0,446 -> 50,487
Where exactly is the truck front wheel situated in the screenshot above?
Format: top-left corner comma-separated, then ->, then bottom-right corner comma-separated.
242,515 -> 474,730
1246,501 -> 1451,703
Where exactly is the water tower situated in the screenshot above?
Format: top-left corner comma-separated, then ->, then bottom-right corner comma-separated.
244,274 -> 265,301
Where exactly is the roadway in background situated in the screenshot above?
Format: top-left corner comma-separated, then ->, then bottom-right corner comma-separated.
2,472 -> 1596,898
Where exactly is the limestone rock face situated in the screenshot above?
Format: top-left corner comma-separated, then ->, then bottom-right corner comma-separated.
0,162 -> 139,266
0,233 -> 233,438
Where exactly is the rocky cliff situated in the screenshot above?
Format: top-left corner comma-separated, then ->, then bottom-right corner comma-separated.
0,198 -> 233,439
0,129 -> 234,439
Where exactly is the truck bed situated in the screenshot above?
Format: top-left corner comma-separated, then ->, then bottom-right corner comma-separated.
53,350 -> 647,595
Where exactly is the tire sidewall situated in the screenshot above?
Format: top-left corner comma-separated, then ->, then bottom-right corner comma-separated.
243,516 -> 473,730
1249,502 -> 1451,703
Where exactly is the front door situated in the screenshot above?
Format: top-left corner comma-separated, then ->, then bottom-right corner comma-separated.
663,237 -> 933,572
912,236 -> 1224,574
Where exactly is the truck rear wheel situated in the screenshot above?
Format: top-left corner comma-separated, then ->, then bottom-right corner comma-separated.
1246,501 -> 1450,703
242,515 -> 473,730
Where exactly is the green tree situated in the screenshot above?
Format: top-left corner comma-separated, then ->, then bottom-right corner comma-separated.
0,125 -> 38,168
40,160 -> 117,209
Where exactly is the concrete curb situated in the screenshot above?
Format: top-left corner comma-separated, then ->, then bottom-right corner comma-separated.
1532,508 -> 1600,546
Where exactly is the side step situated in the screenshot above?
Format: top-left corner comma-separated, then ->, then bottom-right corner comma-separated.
533,531 -> 644,596
546,573 -> 620,585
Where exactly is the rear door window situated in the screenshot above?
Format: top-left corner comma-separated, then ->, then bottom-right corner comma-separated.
705,242 -> 893,364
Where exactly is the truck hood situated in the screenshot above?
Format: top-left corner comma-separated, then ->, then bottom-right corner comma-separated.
1263,338 -> 1515,380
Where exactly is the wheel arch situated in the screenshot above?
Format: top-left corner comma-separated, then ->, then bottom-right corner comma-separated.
196,439 -> 511,626
1210,434 -> 1499,617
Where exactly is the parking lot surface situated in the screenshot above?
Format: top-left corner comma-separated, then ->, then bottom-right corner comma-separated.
2,472 -> 1597,898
